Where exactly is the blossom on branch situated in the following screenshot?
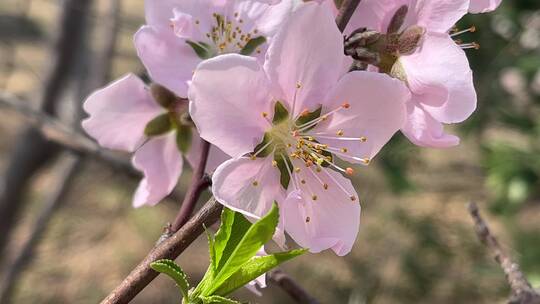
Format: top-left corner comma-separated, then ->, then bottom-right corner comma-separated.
189,2 -> 409,255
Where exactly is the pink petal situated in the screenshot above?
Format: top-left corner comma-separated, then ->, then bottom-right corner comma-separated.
264,1 -> 346,116
212,157 -> 286,220
400,32 -> 476,124
144,0 -> 213,32
283,166 -> 361,256
314,71 -> 408,163
185,131 -> 230,173
82,74 -> 162,152
132,133 -> 183,207
413,0 -> 469,33
469,0 -> 502,13
170,9 -> 194,38
345,0 -> 407,34
189,54 -> 272,157
401,101 -> 460,148
134,26 -> 201,97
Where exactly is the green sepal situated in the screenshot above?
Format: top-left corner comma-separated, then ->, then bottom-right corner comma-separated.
205,203 -> 279,296
272,101 -> 289,124
214,249 -> 307,296
150,259 -> 190,302
144,113 -> 173,136
252,132 -> 273,158
176,125 -> 193,153
150,83 -> 177,108
295,106 -> 322,131
274,153 -> 292,190
239,36 -> 266,56
199,295 -> 241,304
186,40 -> 214,59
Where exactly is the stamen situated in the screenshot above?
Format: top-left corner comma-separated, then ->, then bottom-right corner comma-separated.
252,181 -> 259,187
251,139 -> 274,159
459,42 -> 480,50
450,26 -> 476,37
305,216 -> 310,223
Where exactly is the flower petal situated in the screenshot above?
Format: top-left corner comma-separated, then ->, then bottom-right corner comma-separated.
413,0 -> 469,33
264,1 -> 345,116
469,0 -> 501,13
82,74 -> 162,152
132,133 -> 183,207
313,71 -> 408,163
185,131 -> 230,173
401,101 -> 460,148
212,156 -> 286,220
134,26 -> 201,97
189,54 -> 272,157
283,167 -> 360,256
400,32 -> 477,124
345,0 -> 408,34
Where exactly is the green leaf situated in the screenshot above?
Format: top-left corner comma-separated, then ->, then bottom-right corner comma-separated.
144,113 -> 173,136
186,40 -> 214,59
194,209 -> 252,297
274,153 -> 292,189
214,249 -> 307,296
294,106 -> 322,131
272,101 -> 289,124
252,132 -> 273,158
205,203 -> 279,295
176,125 -> 192,153
200,295 -> 241,304
239,36 -> 266,56
150,259 -> 190,301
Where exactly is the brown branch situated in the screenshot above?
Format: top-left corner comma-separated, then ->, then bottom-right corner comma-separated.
335,0 -> 362,33
467,202 -> 540,304
268,270 -> 320,304
171,140 -> 211,231
100,197 -> 223,304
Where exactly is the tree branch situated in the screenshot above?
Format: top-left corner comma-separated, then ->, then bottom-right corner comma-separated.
100,197 -> 223,304
467,202 -> 540,304
268,270 -> 320,304
172,140 -> 211,232
335,0 -> 362,33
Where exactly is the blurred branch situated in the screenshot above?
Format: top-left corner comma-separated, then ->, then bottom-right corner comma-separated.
0,0 -> 93,263
335,0 -> 361,33
467,202 -> 540,304
268,270 -> 321,304
0,91 -> 135,175
0,155 -> 82,304
101,197 -> 223,304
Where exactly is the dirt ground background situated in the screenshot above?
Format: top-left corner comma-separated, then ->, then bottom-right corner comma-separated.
1,0 -> 539,303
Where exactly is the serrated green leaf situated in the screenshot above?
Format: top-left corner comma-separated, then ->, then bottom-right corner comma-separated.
144,113 -> 173,136
273,101 -> 289,124
294,106 -> 321,131
176,125 -> 192,153
186,40 -> 214,59
214,249 -> 307,296
205,204 -> 279,295
239,36 -> 266,56
150,259 -> 190,301
274,153 -> 292,190
200,295 -> 241,304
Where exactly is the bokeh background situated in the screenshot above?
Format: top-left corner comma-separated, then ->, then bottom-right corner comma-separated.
0,0 -> 539,303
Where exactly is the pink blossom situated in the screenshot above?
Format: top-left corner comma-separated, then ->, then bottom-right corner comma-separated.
345,0 -> 477,148
189,2 -> 409,255
134,0 -> 292,97
82,74 -> 227,207
468,0 -> 502,13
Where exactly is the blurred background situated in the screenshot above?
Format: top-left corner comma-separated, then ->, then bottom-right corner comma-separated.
0,0 -> 539,303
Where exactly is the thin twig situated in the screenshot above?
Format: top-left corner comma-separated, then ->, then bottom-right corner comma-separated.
171,140 -> 211,231
268,270 -> 320,304
467,202 -> 540,304
100,197 -> 223,304
335,0 -> 362,33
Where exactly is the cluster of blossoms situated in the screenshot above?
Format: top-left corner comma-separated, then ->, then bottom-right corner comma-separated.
82,0 -> 501,261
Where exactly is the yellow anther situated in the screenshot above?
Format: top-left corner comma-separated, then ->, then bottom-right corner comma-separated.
296,82 -> 302,89
341,102 -> 350,109
301,179 -> 306,184
250,155 -> 256,160
360,136 -> 367,142
316,158 -> 324,166
336,129 -> 344,136
252,181 -> 259,187
323,183 -> 329,190
350,196 -> 357,201
195,20 -> 200,25
341,148 -> 348,153
294,167 -> 301,173
312,195 -> 318,201
262,112 -> 268,118
272,160 -> 278,167
316,167 -> 322,173
305,216 -> 311,223
361,158 -> 371,165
